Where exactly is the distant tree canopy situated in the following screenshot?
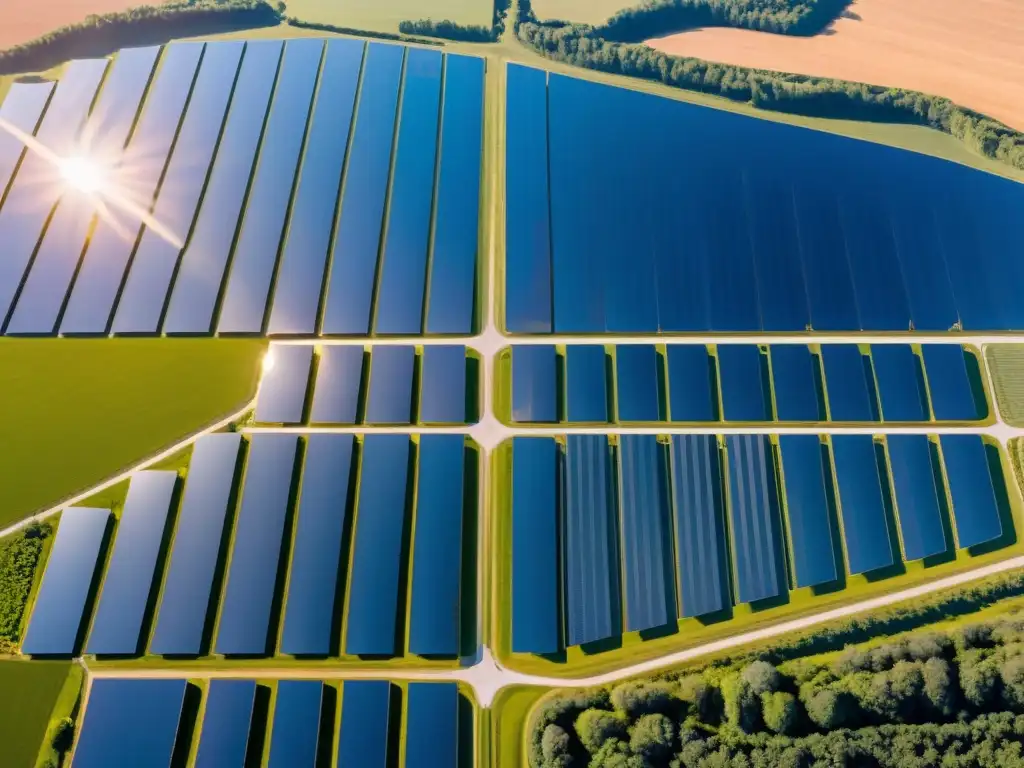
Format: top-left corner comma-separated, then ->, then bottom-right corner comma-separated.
530,612 -> 1024,767
0,523 -> 51,652
514,0 -> 1024,172
399,0 -> 510,42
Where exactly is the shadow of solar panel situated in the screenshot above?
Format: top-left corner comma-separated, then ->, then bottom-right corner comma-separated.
871,344 -> 928,422
254,344 -> 313,424
511,345 -> 557,423
887,435 -> 947,561
565,345 -> 608,423
195,680 -> 257,768
941,435 -> 1003,548
831,435 -> 896,574
268,681 -> 323,767
666,345 -> 716,422
726,435 -> 783,604
778,436 -> 838,588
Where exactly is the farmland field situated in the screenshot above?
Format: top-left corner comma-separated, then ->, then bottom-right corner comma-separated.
284,0 -> 493,33
530,0 -> 628,25
647,0 -> 1024,131
0,660 -> 72,768
0,0 -> 155,49
986,345 -> 1024,427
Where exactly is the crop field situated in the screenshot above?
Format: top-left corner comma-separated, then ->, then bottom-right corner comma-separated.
284,0 -> 493,34
0,0 -> 150,49
986,345 -> 1024,427
529,0 -> 628,25
647,0 -> 1024,132
0,660 -> 72,768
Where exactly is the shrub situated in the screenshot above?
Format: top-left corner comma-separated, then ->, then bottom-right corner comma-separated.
741,660 -> 782,696
540,724 -> 571,767
762,691 -> 801,735
804,689 -> 857,730
629,713 -> 675,758
575,708 -> 627,753
610,680 -> 677,718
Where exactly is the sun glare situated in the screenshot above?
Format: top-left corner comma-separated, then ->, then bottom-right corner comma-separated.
60,155 -> 106,195
262,352 -> 276,375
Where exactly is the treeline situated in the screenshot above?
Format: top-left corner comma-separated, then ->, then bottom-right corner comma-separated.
0,524 -> 51,654
514,8 -> 1024,171
399,0 -> 510,42
532,614 -> 1024,767
284,17 -> 441,46
0,0 -> 282,75
597,0 -> 853,43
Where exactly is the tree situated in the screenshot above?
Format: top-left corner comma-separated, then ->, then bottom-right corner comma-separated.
1001,656 -> 1024,711
575,709 -> 626,754
610,680 -> 677,718
677,675 -> 722,724
722,674 -> 761,733
805,689 -> 857,730
742,661 -> 782,696
762,691 -> 801,735
923,657 -> 957,717
629,713 -> 675,759
961,653 -> 1000,709
540,724 -> 571,767
51,717 -> 74,755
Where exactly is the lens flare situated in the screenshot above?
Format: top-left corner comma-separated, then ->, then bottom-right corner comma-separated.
60,155 -> 106,195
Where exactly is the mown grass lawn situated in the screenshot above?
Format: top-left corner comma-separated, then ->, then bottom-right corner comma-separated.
0,660 -> 72,768
0,338 -> 265,530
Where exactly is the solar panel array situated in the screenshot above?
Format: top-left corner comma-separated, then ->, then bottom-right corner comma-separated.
0,40 -> 484,338
508,343 -> 986,425
73,678 -> 469,767
507,432 -> 1008,654
505,64 -> 1024,334
25,432 -> 475,659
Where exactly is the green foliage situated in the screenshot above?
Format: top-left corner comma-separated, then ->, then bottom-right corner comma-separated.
629,713 -> 675,759
0,524 -> 51,647
400,0 -> 510,41
802,688 -> 856,730
609,680 -> 677,718
922,657 -> 957,717
1001,655 -> 1024,710
741,660 -> 782,696
285,16 -> 441,45
721,673 -> 761,733
761,691 -> 799,735
50,717 -> 73,754
541,724 -> 572,767
575,709 -> 627,753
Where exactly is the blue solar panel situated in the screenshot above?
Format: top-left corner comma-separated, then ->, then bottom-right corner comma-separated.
195,680 -> 256,768
565,345 -> 608,423
821,345 -> 876,422
511,345 -> 557,423
420,346 -> 468,424
504,64 -> 552,333
887,435 -> 947,561
87,472 -> 177,655
375,49 -> 443,334
406,683 -> 459,768
936,186 -> 1000,331
254,345 -> 313,424
322,43 -> 405,335
778,436 -> 838,588
111,42 -> 243,335
871,345 -> 928,422
281,434 -> 354,656
365,346 -> 415,425
267,39 -> 363,335
310,345 -> 364,424
23,507 -> 108,655
618,435 -> 674,632
338,681 -> 392,766
670,435 -> 727,618
151,433 -> 242,655
616,345 -> 660,422
666,345 -> 716,422
565,435 -> 618,646
718,345 -> 770,422
707,167 -> 761,332
216,435 -> 299,655
771,345 -> 823,422
794,185 -> 860,331
409,435 -> 465,656
426,54 -> 484,334
58,44 -> 204,334
0,58 -> 108,325
268,681 -> 322,767
726,435 -> 783,604
219,39 -> 324,334
0,81 -> 54,195
6,47 -> 159,336
346,435 -> 410,655
74,679 -> 186,768
922,344 -> 981,421
831,435 -> 895,574
941,435 -> 1003,548
511,438 -> 560,654
162,40 -> 283,334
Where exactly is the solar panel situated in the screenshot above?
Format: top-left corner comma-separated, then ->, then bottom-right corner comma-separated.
409,435 -> 465,656
338,681 -> 392,766
616,345 -> 660,422
254,344 -> 313,424
511,438 -> 560,654
111,42 -> 244,335
887,435 -> 948,561
0,81 -> 54,196
666,345 -> 716,422
309,345 -> 364,424
195,680 -> 257,768
346,435 -> 410,655
216,435 -> 299,655
74,679 -> 186,768
941,435 -> 1003,548
87,471 -> 177,655
831,435 -> 896,574
267,39 -> 364,335
218,39 -> 324,334
268,681 -> 323,767
161,40 -> 284,334
922,344 -> 982,421
718,345 -> 770,422
281,434 -> 354,656
419,345 -> 468,424
322,43 -> 405,335
871,344 -> 928,422
618,435 -> 674,631
406,683 -> 459,768
511,345 -> 557,423
821,344 -> 876,422
426,54 -> 485,334
151,433 -> 242,655
726,435 -> 783,604
778,436 -> 838,588
23,507 -> 109,655
565,345 -> 608,423
794,185 -> 860,331
365,345 -> 415,425
375,48 -> 443,334
771,345 -> 823,422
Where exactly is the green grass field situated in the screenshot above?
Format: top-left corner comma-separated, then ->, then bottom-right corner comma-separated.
284,0 -> 493,33
530,0 -> 630,25
0,660 -> 73,768
986,345 -> 1024,427
0,338 -> 265,530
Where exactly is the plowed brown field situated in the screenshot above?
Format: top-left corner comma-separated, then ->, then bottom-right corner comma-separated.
1,1 -> 162,49
647,0 -> 1024,130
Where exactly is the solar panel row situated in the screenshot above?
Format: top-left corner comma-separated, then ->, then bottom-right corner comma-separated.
505,65 -> 1024,334
37,433 -> 473,659
508,344 -> 983,424
75,678 -> 466,767
506,432 -> 1008,653
255,343 -> 474,425
0,40 -> 484,338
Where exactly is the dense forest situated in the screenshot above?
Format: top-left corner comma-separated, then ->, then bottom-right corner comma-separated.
532,612 -> 1024,767
284,17 -> 440,46
399,0 -> 510,43
0,524 -> 51,654
0,0 -> 282,75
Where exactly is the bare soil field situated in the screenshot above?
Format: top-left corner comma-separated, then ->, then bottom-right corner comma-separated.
647,0 -> 1024,131
0,0 -> 165,49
